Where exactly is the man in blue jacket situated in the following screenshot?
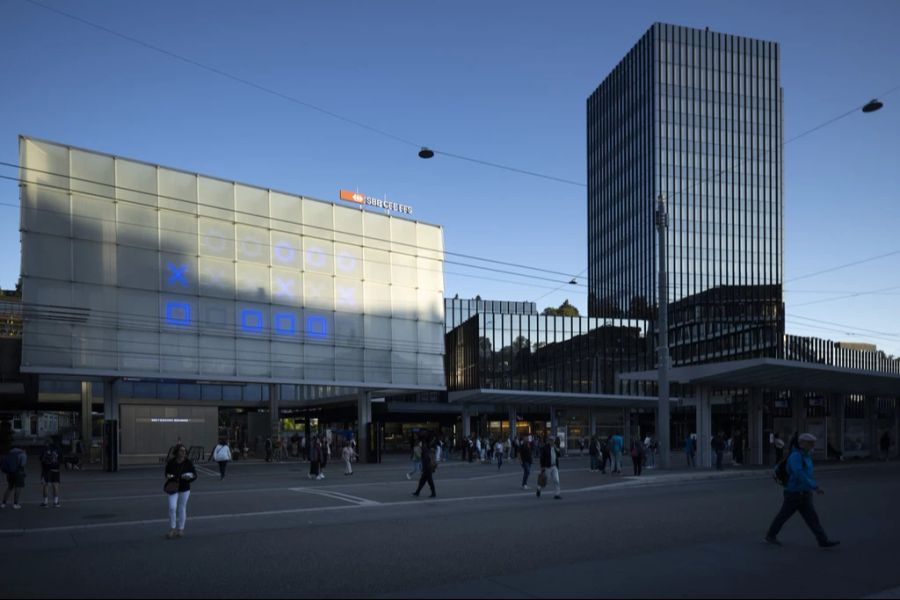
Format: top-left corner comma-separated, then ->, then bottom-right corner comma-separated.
765,433 -> 839,548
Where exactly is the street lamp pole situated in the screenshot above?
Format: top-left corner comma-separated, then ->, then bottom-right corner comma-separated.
656,194 -> 670,469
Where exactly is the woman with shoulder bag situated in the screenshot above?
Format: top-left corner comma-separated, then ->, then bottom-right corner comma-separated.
212,439 -> 232,480
164,444 -> 197,539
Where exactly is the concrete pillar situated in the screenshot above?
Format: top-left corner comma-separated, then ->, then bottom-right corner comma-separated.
830,394 -> 845,458
357,390 -> 371,463
623,408 -> 631,453
80,381 -> 92,448
508,406 -> 517,440
102,378 -> 118,472
550,406 -> 558,436
268,383 -> 280,438
696,387 -> 712,469
867,396 -> 879,459
462,406 -> 471,438
748,388 -> 764,466
589,408 -> 597,437
791,390 -> 805,435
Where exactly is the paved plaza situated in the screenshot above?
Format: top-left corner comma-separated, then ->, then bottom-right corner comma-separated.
1,455 -> 899,598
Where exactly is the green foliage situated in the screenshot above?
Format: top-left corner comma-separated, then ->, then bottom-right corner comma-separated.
542,299 -> 580,317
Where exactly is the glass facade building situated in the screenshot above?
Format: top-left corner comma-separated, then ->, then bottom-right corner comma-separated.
446,314 -> 653,395
444,297 -> 537,332
587,23 -> 784,364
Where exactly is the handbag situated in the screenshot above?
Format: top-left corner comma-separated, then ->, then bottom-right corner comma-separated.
164,478 -> 179,495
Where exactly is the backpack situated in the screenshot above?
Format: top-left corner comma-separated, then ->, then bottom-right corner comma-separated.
41,447 -> 59,468
773,459 -> 790,486
1,452 -> 19,474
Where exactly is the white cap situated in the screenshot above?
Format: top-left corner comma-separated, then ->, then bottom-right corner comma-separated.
798,433 -> 817,442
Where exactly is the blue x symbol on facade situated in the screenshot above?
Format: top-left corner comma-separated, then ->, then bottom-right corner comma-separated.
167,262 -> 189,286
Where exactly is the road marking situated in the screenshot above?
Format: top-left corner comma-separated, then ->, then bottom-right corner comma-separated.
289,487 -> 380,506
195,465 -> 219,477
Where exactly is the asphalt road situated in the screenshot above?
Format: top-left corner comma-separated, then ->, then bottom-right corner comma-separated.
1,456 -> 898,598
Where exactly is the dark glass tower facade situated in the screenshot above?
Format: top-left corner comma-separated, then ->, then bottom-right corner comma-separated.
588,23 -> 784,364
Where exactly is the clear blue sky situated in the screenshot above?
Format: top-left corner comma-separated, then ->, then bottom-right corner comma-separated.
1,0 -> 899,355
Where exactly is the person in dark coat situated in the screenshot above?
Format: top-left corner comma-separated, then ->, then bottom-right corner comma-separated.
412,440 -> 437,498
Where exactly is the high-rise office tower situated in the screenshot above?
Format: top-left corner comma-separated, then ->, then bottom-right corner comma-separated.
587,23 -> 784,364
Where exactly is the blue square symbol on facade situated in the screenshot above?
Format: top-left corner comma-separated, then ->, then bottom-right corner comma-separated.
165,301 -> 192,326
274,313 -> 297,336
240,309 -> 265,333
306,315 -> 328,338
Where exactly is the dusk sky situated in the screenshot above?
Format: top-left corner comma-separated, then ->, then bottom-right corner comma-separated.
1,0 -> 898,354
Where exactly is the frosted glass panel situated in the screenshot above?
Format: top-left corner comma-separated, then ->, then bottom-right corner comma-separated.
364,348 -> 391,383
73,240 -> 115,286
118,204 -> 158,249
198,176 -> 233,220
116,158 -> 157,206
236,225 -> 269,264
117,246 -> 158,291
270,268 -> 302,307
70,148 -> 114,198
158,168 -> 197,214
334,278 -> 362,313
26,234 -> 71,281
333,205 -> 363,244
364,248 -> 391,284
161,253 -> 198,295
303,238 -> 333,275
270,191 -> 301,233
235,184 -> 268,226
363,282 -> 391,316
391,286 -> 417,319
391,253 -> 418,288
160,211 -> 198,254
305,344 -> 334,380
363,211 -> 391,251
392,351 -> 417,384
72,194 -> 115,242
271,231 -> 301,268
364,315 -> 392,350
302,198 -> 333,240
304,274 -> 333,311
335,346 -> 363,382
199,217 -> 234,259
237,338 -> 270,377
198,257 -> 235,299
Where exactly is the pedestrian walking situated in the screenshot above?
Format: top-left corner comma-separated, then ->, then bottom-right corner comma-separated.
320,435 -> 330,477
772,432 -> 786,463
495,440 -> 504,469
630,439 -> 644,476
39,440 -> 62,507
712,432 -> 726,470
536,435 -> 562,500
341,442 -> 357,476
412,441 -> 437,498
164,444 -> 197,539
265,436 -> 273,462
589,435 -> 600,471
406,440 -> 423,480
212,439 -> 232,480
600,436 -> 611,473
765,433 -> 840,548
308,437 -> 323,480
879,431 -> 891,461
1,445 -> 27,509
732,429 -> 745,466
610,433 -> 624,474
643,434 -> 655,468
519,436 -> 533,489
685,433 -> 697,468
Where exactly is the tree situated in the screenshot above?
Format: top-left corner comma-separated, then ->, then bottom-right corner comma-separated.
542,299 -> 580,317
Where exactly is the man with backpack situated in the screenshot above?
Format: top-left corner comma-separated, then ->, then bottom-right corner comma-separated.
766,433 -> 840,548
40,441 -> 62,508
1,445 -> 27,509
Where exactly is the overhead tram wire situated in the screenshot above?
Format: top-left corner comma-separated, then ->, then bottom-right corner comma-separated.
21,0 -> 583,189
21,0 -> 900,195
0,160 -> 583,282
0,172 -> 588,291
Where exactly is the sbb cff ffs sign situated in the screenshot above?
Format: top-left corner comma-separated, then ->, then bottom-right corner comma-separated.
340,189 -> 413,215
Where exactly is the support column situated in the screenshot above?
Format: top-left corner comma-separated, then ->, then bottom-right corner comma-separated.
268,383 -> 280,439
867,396 -> 879,459
462,406 -> 471,439
833,394 -> 845,458
80,381 -> 92,450
508,406 -> 517,441
696,387 -> 712,469
102,378 -> 118,472
623,408 -> 631,453
748,388 -> 764,466
589,408 -> 597,437
357,390 -> 372,463
791,390 -> 805,436
550,406 -> 558,437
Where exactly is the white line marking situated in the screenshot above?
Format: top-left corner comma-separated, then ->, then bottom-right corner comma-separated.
195,465 -> 219,477
289,487 -> 380,506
